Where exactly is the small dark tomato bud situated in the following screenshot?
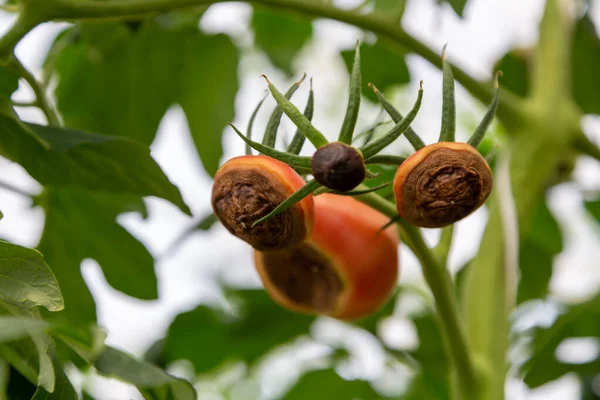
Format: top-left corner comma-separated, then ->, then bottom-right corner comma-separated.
311,142 -> 366,192
394,142 -> 493,228
254,193 -> 399,320
212,155 -> 315,251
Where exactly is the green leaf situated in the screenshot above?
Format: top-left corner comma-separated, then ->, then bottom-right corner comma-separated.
284,369 -> 383,400
178,32 -> 239,176
572,14 -> 600,115
402,311 -> 450,400
163,289 -> 313,373
374,0 -> 407,15
0,241 -> 63,312
0,66 -> 18,99
5,365 -> 36,400
38,188 -> 157,324
341,42 -> 410,102
494,48 -> 530,97
0,356 -> 7,399
517,199 -> 562,304
0,115 -> 190,215
0,317 -> 49,344
52,24 -> 175,146
50,22 -> 239,177
252,8 -> 312,75
94,346 -> 196,400
585,198 -> 600,222
522,293 -> 600,388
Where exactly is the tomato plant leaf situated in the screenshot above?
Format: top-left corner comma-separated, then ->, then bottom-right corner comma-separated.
0,66 -> 18,99
0,317 -> 49,344
517,199 -> 562,304
162,289 -> 313,373
374,0 -> 407,15
38,188 -> 157,324
0,115 -> 190,214
522,293 -> 600,388
341,42 -> 410,102
284,369 -> 384,400
252,8 -> 312,75
572,14 -> 600,115
444,0 -> 468,16
52,23 -> 176,146
0,241 -> 63,312
178,32 -> 239,177
494,48 -> 530,97
585,198 -> 600,223
50,22 -> 239,177
94,346 -> 196,400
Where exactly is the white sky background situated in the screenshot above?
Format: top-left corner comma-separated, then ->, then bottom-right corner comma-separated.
1,0 -> 600,399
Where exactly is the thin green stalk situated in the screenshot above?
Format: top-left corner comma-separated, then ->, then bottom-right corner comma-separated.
262,74 -> 305,148
338,41 -> 361,144
8,56 -> 61,126
48,0 -> 524,126
365,154 -> 406,165
354,187 -> 479,400
287,78 -> 314,155
439,45 -> 456,142
0,179 -> 35,198
246,93 -> 268,155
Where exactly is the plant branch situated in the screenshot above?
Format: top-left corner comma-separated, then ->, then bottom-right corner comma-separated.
49,0 -> 524,126
355,187 -> 479,400
0,180 -> 36,198
8,56 -> 61,126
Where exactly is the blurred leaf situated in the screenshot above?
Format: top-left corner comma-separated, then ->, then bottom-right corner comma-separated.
522,293 -> 600,388
341,42 -> 410,102
6,366 -> 36,400
51,22 -> 239,177
52,23 -> 175,146
585,198 -> 600,222
494,48 -> 530,97
51,324 -> 107,364
0,115 -> 190,214
517,200 -> 562,304
572,14 -> 600,114
0,317 -> 49,344
0,241 -> 63,312
38,188 -> 157,324
163,289 -> 313,373
374,0 -> 406,15
0,357 -> 7,399
94,346 -> 196,400
0,66 -> 18,98
284,369 -> 384,399
178,32 -> 238,176
402,311 -> 450,399
252,8 -> 312,75
0,336 -> 76,398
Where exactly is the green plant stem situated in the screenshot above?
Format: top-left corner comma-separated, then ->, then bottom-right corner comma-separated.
48,0 -> 523,125
8,56 -> 61,126
354,187 -> 478,400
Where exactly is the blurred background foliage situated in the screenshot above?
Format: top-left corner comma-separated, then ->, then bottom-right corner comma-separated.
0,0 -> 600,399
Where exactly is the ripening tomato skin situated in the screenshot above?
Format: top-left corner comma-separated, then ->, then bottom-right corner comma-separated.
254,193 -> 399,320
212,155 -> 315,251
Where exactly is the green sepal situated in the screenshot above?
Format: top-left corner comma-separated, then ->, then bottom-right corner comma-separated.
439,45 -> 456,142
229,123 -> 312,168
360,83 -> 424,159
378,214 -> 403,234
262,74 -> 305,148
468,71 -> 501,149
338,41 -> 361,144
369,83 -> 425,150
365,154 -> 406,165
263,75 -> 329,148
246,93 -> 268,155
252,179 -> 321,227
287,78 -> 315,155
